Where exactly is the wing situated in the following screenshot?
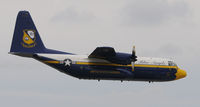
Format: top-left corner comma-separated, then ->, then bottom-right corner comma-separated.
88,47 -> 116,59
89,47 -> 132,65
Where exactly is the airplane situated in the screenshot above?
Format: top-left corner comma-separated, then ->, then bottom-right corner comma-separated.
9,11 -> 187,83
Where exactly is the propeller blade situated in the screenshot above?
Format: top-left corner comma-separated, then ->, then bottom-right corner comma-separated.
132,46 -> 136,57
131,45 -> 137,71
131,61 -> 135,71
131,45 -> 137,61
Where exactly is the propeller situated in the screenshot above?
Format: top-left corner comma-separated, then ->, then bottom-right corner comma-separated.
131,46 -> 137,71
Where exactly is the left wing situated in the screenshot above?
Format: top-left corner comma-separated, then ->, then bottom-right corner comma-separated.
88,47 -> 116,59
89,47 -> 132,65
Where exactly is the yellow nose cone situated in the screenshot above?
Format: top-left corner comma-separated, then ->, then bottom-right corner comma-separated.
175,69 -> 187,80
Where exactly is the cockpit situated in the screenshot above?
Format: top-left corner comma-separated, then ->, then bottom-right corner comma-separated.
168,61 -> 177,66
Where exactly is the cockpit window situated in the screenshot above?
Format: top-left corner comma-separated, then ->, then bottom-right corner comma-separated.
168,61 -> 177,66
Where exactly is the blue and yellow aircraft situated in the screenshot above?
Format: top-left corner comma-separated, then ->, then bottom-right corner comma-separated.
9,11 -> 187,82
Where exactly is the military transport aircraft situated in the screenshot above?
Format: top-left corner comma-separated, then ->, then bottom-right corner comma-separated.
9,11 -> 187,82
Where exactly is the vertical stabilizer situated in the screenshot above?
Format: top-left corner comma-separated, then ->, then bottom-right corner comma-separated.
10,11 -> 46,53
10,11 -> 69,55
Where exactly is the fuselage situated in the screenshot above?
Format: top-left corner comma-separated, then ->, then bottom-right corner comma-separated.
34,54 -> 187,82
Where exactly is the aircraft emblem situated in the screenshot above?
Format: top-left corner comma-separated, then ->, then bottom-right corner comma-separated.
64,59 -> 72,67
21,29 -> 36,48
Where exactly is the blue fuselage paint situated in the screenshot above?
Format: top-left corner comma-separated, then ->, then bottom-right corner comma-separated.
35,55 -> 177,82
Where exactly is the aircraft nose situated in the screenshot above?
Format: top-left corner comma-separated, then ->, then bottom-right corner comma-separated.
175,69 -> 187,80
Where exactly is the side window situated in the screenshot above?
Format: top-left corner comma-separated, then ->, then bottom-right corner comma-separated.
168,61 -> 173,66
168,61 -> 177,66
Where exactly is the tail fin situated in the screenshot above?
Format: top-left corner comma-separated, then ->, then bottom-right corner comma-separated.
10,11 -> 69,56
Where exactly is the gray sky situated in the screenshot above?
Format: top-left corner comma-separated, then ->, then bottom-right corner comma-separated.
0,0 -> 199,107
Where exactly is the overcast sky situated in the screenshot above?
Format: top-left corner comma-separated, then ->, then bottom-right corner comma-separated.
0,0 -> 199,107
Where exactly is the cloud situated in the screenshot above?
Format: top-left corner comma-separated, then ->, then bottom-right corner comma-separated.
156,43 -> 183,56
120,0 -> 190,26
51,7 -> 95,24
1,0 -> 200,107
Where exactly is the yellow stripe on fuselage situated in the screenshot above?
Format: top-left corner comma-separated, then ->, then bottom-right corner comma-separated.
135,64 -> 177,69
43,61 -> 60,64
76,62 -> 126,67
43,60 -> 177,69
76,62 -> 177,69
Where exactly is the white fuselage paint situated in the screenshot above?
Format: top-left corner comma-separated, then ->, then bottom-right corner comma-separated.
37,54 -> 174,66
